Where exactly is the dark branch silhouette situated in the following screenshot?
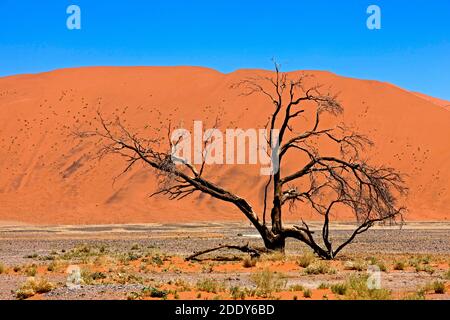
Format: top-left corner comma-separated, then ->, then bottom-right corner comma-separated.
77,63 -> 407,259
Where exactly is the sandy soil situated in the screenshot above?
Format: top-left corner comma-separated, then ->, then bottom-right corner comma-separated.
0,67 -> 449,224
0,222 -> 448,300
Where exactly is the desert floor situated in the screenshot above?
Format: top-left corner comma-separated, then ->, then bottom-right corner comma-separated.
0,221 -> 449,300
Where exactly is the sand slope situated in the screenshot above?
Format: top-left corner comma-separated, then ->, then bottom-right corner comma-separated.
0,67 -> 449,224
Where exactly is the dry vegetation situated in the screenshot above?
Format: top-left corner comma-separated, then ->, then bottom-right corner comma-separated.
0,242 -> 449,300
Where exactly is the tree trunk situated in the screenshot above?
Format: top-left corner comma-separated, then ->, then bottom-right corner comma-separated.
271,174 -> 283,234
263,236 -> 286,252
270,206 -> 282,234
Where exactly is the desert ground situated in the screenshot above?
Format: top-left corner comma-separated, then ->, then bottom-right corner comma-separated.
0,221 -> 448,300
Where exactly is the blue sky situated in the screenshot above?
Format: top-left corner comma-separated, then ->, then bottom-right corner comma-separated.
0,0 -> 449,99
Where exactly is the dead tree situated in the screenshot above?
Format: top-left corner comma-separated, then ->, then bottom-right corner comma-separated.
78,64 -> 407,259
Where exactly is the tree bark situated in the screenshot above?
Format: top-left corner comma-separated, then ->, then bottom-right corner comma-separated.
263,235 -> 286,252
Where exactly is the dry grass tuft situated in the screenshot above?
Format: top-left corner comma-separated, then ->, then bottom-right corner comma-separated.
251,268 -> 286,297
297,252 -> 315,268
242,256 -> 257,268
15,277 -> 55,300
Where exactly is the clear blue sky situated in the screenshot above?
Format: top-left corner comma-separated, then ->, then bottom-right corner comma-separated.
0,0 -> 449,99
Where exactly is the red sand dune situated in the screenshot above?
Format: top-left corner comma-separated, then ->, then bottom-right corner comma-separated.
0,66 -> 449,225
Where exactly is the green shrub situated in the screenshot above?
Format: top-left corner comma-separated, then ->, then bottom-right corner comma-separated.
317,283 -> 329,289
344,274 -> 391,300
376,261 -> 387,272
15,277 -> 54,299
289,284 -> 305,291
303,289 -> 312,298
196,278 -> 224,293
444,269 -> 450,280
297,252 -> 315,268
251,268 -> 286,297
415,264 -> 435,274
25,265 -> 37,276
344,260 -> 367,271
304,262 -> 331,275
127,291 -> 141,300
432,281 -> 446,294
393,261 -> 405,270
81,270 -> 107,284
261,252 -> 285,262
331,283 -> 348,295
242,256 -> 257,268
151,255 -> 164,266
230,286 -> 247,300
402,290 -> 426,300
142,286 -> 168,298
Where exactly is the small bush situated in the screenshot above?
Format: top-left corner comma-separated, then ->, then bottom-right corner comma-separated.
25,265 -> 37,276
409,255 -> 430,265
47,263 -> 55,272
289,284 -> 305,291
251,268 -> 286,297
403,290 -> 426,300
432,281 -> 446,294
196,278 -> 224,293
81,270 -> 107,284
409,255 -> 432,271
151,255 -> 164,266
242,256 -> 257,268
303,289 -> 312,298
344,274 -> 391,300
112,272 -> 142,285
297,252 -> 315,268
173,279 -> 191,292
15,277 -> 54,299
142,286 -> 168,298
415,264 -> 435,274
304,262 -> 331,275
47,260 -> 61,272
331,283 -> 347,295
261,252 -> 285,262
39,255 -> 55,261
375,261 -> 387,272
444,269 -> 450,280
317,283 -> 329,289
230,286 -> 247,300
393,261 -> 405,271
344,260 -> 367,271
127,291 -> 141,300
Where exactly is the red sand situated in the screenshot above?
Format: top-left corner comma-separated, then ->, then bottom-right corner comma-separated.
0,66 -> 449,224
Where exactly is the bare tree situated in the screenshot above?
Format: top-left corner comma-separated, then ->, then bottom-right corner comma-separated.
78,64 -> 407,259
